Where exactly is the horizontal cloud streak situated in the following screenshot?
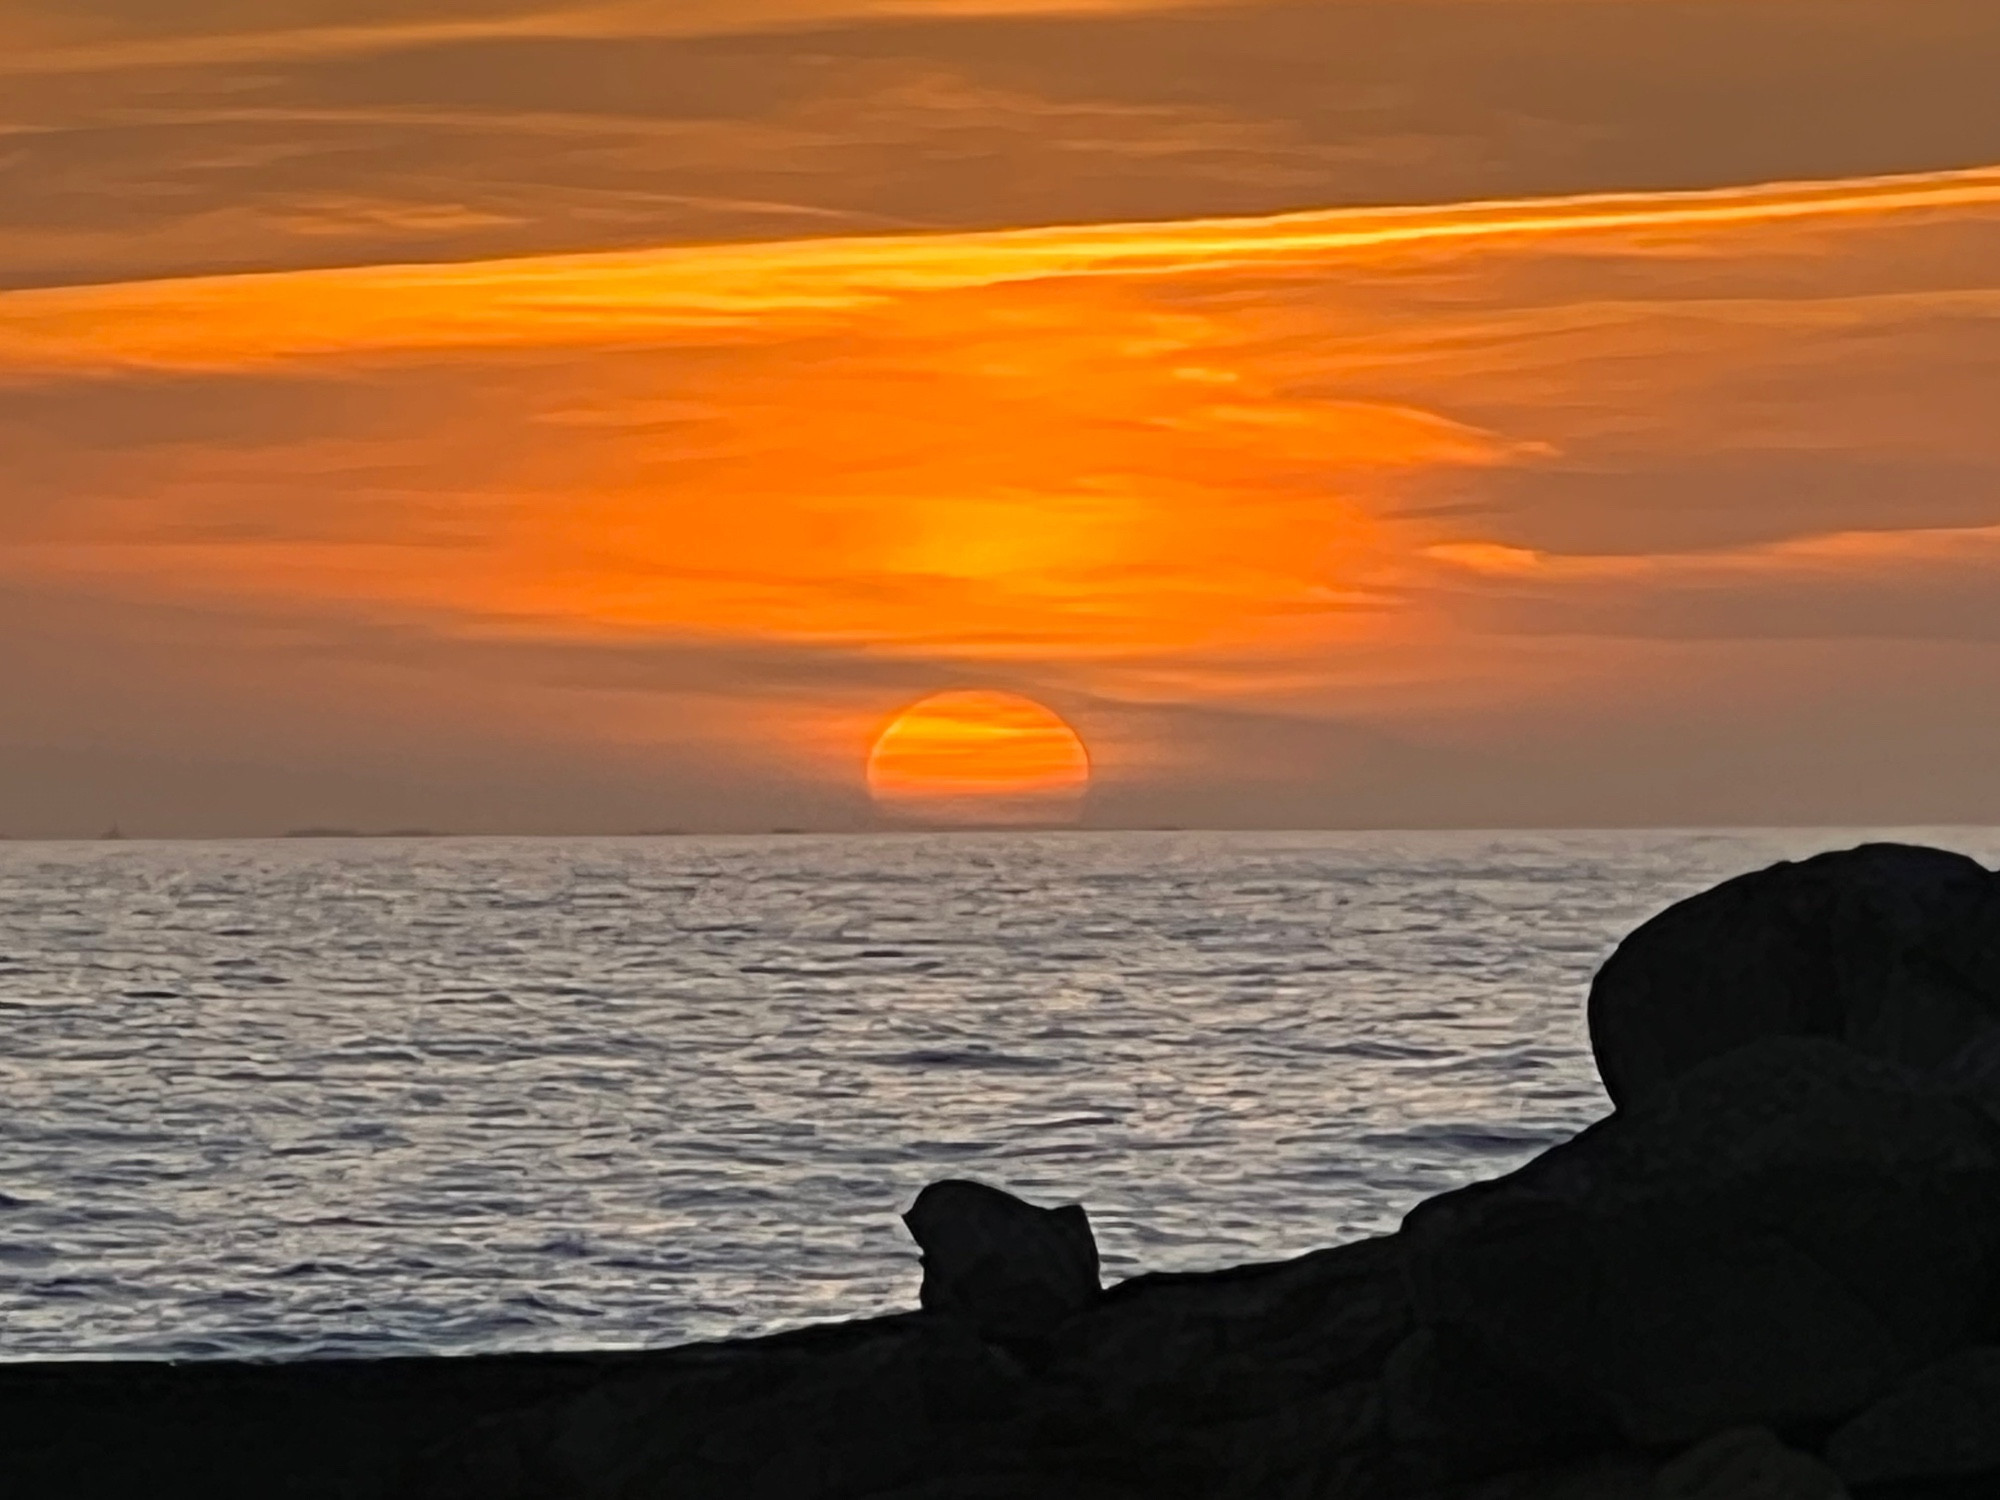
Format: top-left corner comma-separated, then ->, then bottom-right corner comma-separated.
1,0 -> 1216,76
1422,523 -> 2000,643
5,165 -> 1998,374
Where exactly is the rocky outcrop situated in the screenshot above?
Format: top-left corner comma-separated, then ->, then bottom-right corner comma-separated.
1650,1427 -> 1848,1500
7,842 -> 2000,1498
903,1179 -> 1100,1359
1826,1347 -> 2000,1489
1401,1036 -> 2000,1452
1587,843 -> 2000,1109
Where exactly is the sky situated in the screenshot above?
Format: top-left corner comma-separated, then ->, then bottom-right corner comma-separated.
4,0 -> 2000,836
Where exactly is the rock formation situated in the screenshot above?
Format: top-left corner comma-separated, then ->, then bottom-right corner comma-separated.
902,1178 -> 1101,1361
7,841 -> 2000,1498
1587,842 -> 2000,1108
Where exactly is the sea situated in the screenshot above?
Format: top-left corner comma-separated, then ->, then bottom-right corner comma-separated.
3,827 -> 1997,1362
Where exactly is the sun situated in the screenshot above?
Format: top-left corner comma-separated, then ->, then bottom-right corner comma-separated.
868,691 -> 1091,826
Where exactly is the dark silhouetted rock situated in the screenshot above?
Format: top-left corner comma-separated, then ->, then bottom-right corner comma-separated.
1042,1236 -> 1410,1498
1942,1026 -> 2000,1112
1825,1347 -> 2000,1487
1383,1321 -> 1615,1488
409,1315 -> 1047,1500
1051,1235 -> 1407,1422
1588,844 -> 2000,1109
1652,1427 -> 1847,1499
861,1479 -> 1142,1500
902,1180 -> 1101,1353
1402,1036 -> 2000,1448
1459,1453 -> 1654,1499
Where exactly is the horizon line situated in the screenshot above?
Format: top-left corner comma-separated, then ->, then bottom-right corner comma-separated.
8,822 -> 2000,845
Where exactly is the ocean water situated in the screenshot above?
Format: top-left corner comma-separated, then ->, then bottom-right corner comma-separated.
3,827 -> 1997,1362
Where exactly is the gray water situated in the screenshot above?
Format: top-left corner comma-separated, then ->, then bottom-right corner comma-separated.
3,827 -> 1996,1361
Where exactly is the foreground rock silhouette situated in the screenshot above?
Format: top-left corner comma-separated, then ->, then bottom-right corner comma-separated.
7,841 -> 2000,1498
1588,843 -> 2000,1108
903,1178 -> 1102,1361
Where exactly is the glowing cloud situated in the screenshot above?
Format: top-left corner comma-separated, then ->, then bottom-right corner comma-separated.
5,166 -> 1999,374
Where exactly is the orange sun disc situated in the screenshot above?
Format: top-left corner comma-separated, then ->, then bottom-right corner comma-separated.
867,691 -> 1091,826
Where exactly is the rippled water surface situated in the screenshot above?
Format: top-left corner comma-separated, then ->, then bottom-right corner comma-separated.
4,827 -> 1997,1359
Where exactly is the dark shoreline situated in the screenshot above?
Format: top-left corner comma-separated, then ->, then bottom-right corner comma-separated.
2,1246 -> 1403,1499
0,1314 -> 920,1497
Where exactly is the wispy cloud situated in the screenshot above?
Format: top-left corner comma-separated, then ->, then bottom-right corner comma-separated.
1,0 -> 1222,76
10,0 -> 1995,296
7,165 -> 1997,373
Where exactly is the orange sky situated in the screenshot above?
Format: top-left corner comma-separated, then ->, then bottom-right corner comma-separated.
4,0 -> 2000,834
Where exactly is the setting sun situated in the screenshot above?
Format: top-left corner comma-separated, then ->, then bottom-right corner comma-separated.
867,691 -> 1091,826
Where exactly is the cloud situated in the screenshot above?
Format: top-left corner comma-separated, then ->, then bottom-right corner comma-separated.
6,165 -> 1996,372
5,0 -> 1997,291
1422,524 -> 2000,644
0,0 -> 1224,76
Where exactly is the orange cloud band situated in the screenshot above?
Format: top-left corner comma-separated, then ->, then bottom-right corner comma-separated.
4,165 -> 1999,374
